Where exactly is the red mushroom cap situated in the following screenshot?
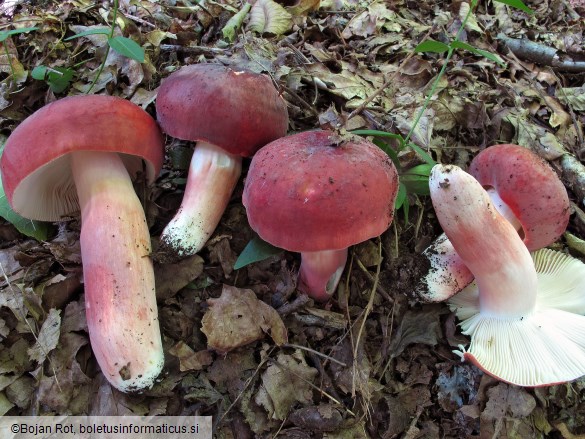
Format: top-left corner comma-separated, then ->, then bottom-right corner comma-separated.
242,130 -> 399,252
469,144 -> 570,251
1,95 -> 163,221
155,64 -> 289,157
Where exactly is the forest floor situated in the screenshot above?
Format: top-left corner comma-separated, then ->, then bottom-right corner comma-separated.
1,0 -> 585,437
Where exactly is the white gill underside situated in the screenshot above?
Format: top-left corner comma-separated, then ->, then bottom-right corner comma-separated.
448,248 -> 585,386
11,153 -> 148,222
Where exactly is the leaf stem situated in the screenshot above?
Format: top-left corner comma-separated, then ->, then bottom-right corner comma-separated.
403,0 -> 477,146
86,0 -> 118,94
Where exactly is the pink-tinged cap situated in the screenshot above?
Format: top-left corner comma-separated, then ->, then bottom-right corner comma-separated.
0,95 -> 164,222
155,63 -> 289,157
242,130 -> 399,252
469,144 -> 570,251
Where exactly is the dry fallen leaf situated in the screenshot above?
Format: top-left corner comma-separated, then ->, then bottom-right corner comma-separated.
154,254 -> 204,300
388,306 -> 443,359
254,350 -> 318,420
168,341 -> 213,372
201,285 -> 288,353
482,382 -> 536,421
248,0 -> 292,36
28,308 -> 61,364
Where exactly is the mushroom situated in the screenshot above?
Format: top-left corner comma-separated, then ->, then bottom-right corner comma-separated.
431,164 -> 585,386
0,95 -> 165,392
242,130 -> 399,302
417,144 -> 570,302
155,64 -> 288,259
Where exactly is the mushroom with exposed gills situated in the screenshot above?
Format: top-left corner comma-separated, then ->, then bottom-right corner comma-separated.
0,95 -> 165,392
417,144 -> 570,302
155,64 -> 289,259
243,130 -> 399,302
431,164 -> 585,387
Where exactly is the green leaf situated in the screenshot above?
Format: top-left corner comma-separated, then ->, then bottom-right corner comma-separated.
108,36 -> 145,62
31,65 -> 47,80
351,129 -> 404,169
450,41 -> 506,67
47,67 -> 74,93
414,39 -> 449,54
234,236 -> 282,270
395,183 -> 407,210
400,164 -> 433,196
400,175 -> 430,195
64,29 -> 111,41
372,138 -> 400,170
351,129 -> 405,144
494,0 -> 533,13
0,27 -> 38,43
32,66 -> 74,93
169,146 -> 194,171
222,2 -> 252,43
0,184 -> 50,241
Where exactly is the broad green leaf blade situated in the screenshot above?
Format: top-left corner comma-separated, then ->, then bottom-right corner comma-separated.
414,39 -> 449,54
372,139 -> 400,170
108,36 -> 145,62
351,129 -> 405,144
168,146 -> 194,171
400,164 -> 433,196
0,184 -> 50,241
494,0 -> 533,13
31,66 -> 74,93
64,29 -> 111,40
31,65 -> 48,80
404,163 -> 434,177
234,236 -> 282,270
395,183 -> 407,210
222,2 -> 252,43
352,129 -> 404,168
450,41 -> 506,67
47,67 -> 74,93
0,27 -> 38,43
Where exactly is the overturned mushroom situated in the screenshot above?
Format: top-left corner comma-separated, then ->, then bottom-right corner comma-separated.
417,144 -> 570,302
431,164 -> 585,387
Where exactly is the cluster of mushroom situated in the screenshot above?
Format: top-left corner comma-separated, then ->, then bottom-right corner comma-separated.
4,60 -> 585,394
0,63 -> 290,393
424,145 -> 585,387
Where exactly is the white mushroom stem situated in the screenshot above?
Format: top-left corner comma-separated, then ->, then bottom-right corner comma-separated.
430,165 -> 537,317
417,186 -> 524,302
71,150 -> 164,392
298,249 -> 348,302
160,141 -> 242,258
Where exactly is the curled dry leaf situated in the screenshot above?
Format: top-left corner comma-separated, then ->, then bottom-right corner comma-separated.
27,308 -> 61,364
248,0 -> 292,36
254,351 -> 318,420
168,341 -> 213,372
201,285 -> 287,353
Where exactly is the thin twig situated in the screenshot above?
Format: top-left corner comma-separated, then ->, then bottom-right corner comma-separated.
216,347 -> 273,426
159,44 -> 228,56
355,257 -> 393,304
283,343 -> 347,367
351,240 -> 382,397
124,14 -> 156,28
